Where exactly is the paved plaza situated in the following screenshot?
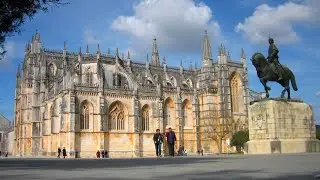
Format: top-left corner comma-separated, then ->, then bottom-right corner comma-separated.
0,153 -> 320,180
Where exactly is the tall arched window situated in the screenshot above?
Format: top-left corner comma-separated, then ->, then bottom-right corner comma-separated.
80,104 -> 90,129
182,99 -> 192,127
109,102 -> 125,130
230,74 -> 242,112
164,98 -> 175,128
86,68 -> 93,85
142,105 -> 150,131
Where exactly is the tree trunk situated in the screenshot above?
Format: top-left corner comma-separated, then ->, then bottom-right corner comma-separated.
215,138 -> 223,154
219,138 -> 223,153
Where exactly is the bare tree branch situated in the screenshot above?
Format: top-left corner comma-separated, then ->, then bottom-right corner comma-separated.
202,110 -> 233,153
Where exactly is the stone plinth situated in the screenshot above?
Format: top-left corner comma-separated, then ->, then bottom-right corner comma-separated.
244,98 -> 320,154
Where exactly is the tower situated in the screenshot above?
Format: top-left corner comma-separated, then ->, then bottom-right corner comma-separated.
202,30 -> 213,69
151,38 -> 160,66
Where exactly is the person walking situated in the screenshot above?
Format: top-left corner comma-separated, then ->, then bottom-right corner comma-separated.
153,129 -> 164,157
165,127 -> 176,157
57,147 -> 61,158
62,147 -> 67,159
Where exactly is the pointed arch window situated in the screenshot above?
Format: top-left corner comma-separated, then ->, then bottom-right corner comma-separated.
231,75 -> 240,112
142,106 -> 150,131
80,104 -> 90,129
109,103 -> 125,130
86,68 -> 93,85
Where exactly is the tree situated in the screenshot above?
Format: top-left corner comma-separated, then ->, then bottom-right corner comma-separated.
0,0 -> 67,60
230,130 -> 249,152
202,110 -> 233,154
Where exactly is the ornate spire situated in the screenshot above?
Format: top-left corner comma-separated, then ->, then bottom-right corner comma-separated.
241,48 -> 246,59
146,54 -> 149,69
34,30 -> 40,41
16,65 -> 20,78
97,44 -> 100,53
107,48 -> 110,55
64,41 -> 67,50
202,30 -> 212,61
24,42 -> 28,52
115,48 -> 119,64
78,46 -> 82,54
97,44 -> 101,59
151,37 -> 160,66
162,56 -> 166,64
180,60 -> 184,74
116,48 -> 119,57
219,43 -> 226,56
127,50 -> 130,59
86,45 -> 89,54
227,50 -> 231,61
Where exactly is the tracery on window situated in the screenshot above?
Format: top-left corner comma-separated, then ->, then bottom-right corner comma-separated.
80,104 -> 90,129
109,103 -> 125,130
141,105 -> 150,131
86,68 -> 93,85
230,75 -> 240,112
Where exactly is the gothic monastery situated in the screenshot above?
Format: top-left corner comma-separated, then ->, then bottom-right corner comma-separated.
13,30 -> 257,158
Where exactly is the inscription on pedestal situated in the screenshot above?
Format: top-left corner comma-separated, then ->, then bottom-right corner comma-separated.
250,103 -> 267,130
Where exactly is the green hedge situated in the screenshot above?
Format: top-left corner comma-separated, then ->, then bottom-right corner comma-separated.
231,130 -> 249,148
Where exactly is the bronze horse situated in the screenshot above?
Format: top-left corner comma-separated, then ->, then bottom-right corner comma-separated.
251,52 -> 298,99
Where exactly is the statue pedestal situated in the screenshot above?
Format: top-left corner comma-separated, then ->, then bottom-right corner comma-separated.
244,99 -> 320,154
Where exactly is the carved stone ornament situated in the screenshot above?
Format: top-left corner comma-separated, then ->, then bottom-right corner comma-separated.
253,114 -> 265,129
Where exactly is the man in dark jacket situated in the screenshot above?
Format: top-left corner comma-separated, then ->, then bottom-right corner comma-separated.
62,147 -> 67,159
153,129 -> 164,157
165,127 -> 176,157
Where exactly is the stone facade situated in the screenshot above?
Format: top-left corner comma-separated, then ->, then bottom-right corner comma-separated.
245,99 -> 320,154
0,113 -> 13,154
13,31 -> 254,158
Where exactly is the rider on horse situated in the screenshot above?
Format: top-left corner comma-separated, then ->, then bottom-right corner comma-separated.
267,37 -> 284,81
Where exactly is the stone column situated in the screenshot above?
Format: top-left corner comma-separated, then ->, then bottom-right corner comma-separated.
176,87 -> 183,146
133,93 -> 140,157
157,98 -> 164,156
193,89 -> 201,151
69,92 -> 76,155
99,93 -> 105,150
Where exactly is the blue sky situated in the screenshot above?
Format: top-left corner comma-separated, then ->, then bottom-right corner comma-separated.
0,0 -> 319,123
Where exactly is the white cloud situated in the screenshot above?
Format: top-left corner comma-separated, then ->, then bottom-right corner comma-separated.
83,29 -> 100,45
110,0 -> 221,54
316,91 -> 320,97
235,0 -> 320,44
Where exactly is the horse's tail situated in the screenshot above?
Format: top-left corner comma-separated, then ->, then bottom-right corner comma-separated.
289,70 -> 298,91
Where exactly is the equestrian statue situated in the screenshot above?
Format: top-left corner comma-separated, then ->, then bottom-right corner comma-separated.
251,37 -> 298,99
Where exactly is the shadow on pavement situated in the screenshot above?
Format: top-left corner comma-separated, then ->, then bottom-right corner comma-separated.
0,157 -> 223,170
0,157 -> 319,180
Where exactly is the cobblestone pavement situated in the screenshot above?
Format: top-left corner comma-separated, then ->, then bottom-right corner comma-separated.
0,153 -> 320,180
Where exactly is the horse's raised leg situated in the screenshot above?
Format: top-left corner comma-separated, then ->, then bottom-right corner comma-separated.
287,87 -> 291,99
259,77 -> 269,98
281,88 -> 286,99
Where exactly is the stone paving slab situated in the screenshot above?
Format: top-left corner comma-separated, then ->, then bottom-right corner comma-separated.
0,153 -> 320,180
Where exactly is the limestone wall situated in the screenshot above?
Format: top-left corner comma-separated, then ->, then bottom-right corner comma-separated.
246,99 -> 320,154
